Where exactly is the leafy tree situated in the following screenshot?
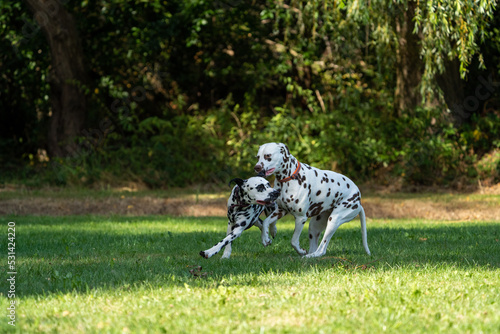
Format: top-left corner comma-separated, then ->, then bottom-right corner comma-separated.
0,0 -> 499,187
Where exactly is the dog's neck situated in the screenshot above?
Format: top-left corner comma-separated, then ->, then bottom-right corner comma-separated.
275,151 -> 299,183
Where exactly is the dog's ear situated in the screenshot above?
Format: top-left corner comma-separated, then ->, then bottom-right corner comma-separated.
228,178 -> 245,188
279,143 -> 290,155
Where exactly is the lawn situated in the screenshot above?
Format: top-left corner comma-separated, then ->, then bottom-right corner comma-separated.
1,215 -> 499,333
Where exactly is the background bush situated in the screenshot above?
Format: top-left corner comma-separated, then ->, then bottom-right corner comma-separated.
1,0 -> 500,188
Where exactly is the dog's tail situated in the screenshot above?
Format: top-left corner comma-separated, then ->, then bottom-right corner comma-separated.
359,206 -> 371,255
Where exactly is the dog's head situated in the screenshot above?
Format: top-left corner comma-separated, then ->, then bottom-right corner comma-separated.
254,142 -> 290,177
229,176 -> 280,206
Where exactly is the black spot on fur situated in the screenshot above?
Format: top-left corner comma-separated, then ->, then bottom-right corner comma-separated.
316,190 -> 321,196
256,184 -> 266,192
352,204 -> 358,210
308,202 -> 324,217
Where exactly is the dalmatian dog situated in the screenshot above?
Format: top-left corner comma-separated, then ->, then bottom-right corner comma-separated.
200,176 -> 280,259
254,142 -> 371,258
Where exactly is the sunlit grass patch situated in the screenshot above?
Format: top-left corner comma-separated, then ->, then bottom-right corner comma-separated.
1,215 -> 499,333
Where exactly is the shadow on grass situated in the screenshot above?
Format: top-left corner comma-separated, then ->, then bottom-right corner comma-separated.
6,216 -> 500,297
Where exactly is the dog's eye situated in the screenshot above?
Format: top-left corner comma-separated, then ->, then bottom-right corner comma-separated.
264,154 -> 272,161
256,184 -> 266,192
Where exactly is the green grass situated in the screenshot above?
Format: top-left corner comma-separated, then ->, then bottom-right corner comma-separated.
1,215 -> 499,333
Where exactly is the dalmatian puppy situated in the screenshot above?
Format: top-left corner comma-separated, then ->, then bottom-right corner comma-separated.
200,176 -> 280,259
254,142 -> 371,258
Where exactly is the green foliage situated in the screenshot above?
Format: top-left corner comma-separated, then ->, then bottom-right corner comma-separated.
476,149 -> 500,183
1,0 -> 500,188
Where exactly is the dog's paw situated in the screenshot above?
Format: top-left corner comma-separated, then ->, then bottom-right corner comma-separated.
262,236 -> 272,247
199,251 -> 209,259
303,251 -> 323,258
296,248 -> 307,256
270,225 -> 277,239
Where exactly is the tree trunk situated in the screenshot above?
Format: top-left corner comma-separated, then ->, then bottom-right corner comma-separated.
394,2 -> 423,116
436,58 -> 467,124
24,0 -> 87,157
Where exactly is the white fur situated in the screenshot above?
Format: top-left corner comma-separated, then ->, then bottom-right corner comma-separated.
200,177 -> 279,259
255,143 -> 371,258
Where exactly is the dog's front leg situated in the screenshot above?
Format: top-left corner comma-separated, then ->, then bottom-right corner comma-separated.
261,208 -> 286,246
221,221 -> 235,259
264,205 -> 279,238
291,216 -> 308,256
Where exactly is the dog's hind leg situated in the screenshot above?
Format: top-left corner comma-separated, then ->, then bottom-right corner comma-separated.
305,206 -> 362,258
308,210 -> 331,254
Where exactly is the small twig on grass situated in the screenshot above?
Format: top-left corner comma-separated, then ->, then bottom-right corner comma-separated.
187,265 -> 211,279
324,256 -> 384,271
320,256 -> 350,261
354,257 -> 384,270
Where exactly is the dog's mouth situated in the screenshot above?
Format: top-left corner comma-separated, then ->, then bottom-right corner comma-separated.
256,190 -> 280,206
256,200 -> 275,206
265,168 -> 275,176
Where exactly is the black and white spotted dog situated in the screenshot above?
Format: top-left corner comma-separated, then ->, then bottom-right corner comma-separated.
200,176 -> 280,259
254,142 -> 371,258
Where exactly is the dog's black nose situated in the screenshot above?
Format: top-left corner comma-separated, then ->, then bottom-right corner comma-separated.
270,189 -> 280,199
256,171 -> 266,178
254,164 -> 263,173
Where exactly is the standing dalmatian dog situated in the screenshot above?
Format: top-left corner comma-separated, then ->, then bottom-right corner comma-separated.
254,142 -> 371,258
200,176 -> 280,259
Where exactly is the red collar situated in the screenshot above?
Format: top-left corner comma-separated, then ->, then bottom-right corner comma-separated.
278,162 -> 301,183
